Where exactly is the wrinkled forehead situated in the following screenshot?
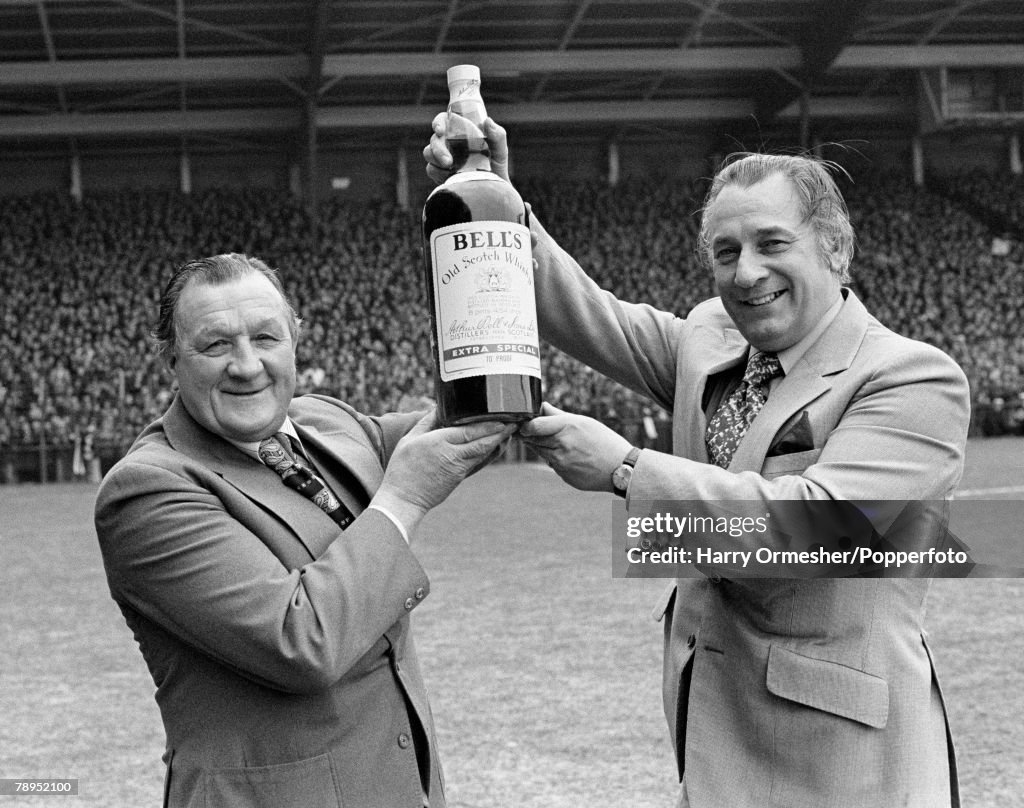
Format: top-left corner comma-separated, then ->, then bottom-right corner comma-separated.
175,273 -> 292,335
705,173 -> 809,234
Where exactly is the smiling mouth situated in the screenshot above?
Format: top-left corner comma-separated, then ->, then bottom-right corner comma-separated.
742,290 -> 786,307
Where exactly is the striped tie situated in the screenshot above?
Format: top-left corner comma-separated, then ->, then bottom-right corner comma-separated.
705,351 -> 783,468
257,433 -> 355,529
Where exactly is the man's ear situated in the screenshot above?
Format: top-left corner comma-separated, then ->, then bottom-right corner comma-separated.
823,241 -> 842,276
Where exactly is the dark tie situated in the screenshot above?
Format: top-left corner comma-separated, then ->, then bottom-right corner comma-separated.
705,351 -> 783,468
257,433 -> 356,529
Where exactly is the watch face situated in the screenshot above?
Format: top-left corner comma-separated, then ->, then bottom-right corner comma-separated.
613,464 -> 633,491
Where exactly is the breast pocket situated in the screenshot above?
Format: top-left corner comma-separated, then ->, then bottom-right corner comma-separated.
761,448 -> 822,479
202,753 -> 342,808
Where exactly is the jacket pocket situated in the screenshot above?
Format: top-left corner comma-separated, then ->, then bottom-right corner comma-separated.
760,448 -> 822,479
766,644 -> 889,728
202,753 -> 341,808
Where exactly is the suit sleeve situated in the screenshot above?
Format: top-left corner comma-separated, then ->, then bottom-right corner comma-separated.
95,451 -> 430,695
532,215 -> 685,411
310,395 -> 425,468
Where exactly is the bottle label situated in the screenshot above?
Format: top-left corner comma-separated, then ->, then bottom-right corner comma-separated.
429,220 -> 541,382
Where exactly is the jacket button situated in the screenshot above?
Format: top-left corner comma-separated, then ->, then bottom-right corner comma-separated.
686,634 -> 696,649
415,587 -> 426,600
397,732 -> 411,749
404,597 -> 415,610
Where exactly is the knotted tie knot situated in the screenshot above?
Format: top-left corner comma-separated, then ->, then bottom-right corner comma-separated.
258,433 -> 300,477
743,351 -> 782,389
741,352 -> 778,403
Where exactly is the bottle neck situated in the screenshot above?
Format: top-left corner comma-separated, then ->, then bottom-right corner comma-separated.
446,90 -> 490,174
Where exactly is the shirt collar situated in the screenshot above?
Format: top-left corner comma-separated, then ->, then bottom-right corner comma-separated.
228,417 -> 301,461
773,291 -> 845,377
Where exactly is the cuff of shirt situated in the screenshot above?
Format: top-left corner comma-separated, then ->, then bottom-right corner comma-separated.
367,504 -> 411,544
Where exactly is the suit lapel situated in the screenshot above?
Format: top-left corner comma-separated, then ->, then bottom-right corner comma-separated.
162,397 -> 341,561
729,359 -> 831,470
729,289 -> 869,471
293,422 -> 383,516
677,325 -> 749,462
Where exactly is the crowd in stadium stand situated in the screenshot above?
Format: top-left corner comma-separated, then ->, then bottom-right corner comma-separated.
1,169 -> 1023,481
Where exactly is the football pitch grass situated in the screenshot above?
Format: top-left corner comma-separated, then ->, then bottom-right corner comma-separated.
1,436 -> 1022,807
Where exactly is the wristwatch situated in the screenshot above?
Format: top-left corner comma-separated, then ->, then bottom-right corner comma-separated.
611,447 -> 641,498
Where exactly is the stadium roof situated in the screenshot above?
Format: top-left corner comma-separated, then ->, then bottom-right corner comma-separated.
2,0 -> 1023,155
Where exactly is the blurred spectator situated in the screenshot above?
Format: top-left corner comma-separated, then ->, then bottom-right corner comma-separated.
0,171 -> 1022,479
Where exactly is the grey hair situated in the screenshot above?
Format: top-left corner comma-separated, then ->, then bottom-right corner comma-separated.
153,253 -> 302,364
698,152 -> 856,282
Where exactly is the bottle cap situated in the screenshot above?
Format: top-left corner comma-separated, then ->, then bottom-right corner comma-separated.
446,64 -> 480,85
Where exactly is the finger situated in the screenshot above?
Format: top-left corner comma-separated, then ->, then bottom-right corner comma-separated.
517,415 -> 563,439
425,164 -> 449,185
466,439 -> 507,477
483,117 -> 507,142
474,429 -> 514,451
443,420 -> 513,444
422,144 -> 443,170
482,117 -> 510,181
539,402 -> 564,416
524,202 -> 540,249
429,136 -> 453,168
455,429 -> 513,461
431,112 -> 447,134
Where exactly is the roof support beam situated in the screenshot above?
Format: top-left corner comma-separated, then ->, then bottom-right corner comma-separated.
0,95 -> 914,139
6,45 -> 1024,90
0,55 -> 310,85
0,48 -> 800,87
833,44 -> 1024,69
756,0 -> 870,129
302,0 -> 333,217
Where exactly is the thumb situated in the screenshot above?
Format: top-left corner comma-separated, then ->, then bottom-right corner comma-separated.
483,118 -> 510,183
519,404 -> 565,439
406,408 -> 439,438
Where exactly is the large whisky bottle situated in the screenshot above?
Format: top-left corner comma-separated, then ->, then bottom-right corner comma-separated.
422,65 -> 543,425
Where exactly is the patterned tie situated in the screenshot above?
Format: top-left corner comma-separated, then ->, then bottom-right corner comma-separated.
706,351 -> 783,468
258,433 -> 356,529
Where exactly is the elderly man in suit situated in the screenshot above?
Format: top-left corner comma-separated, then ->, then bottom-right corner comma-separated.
95,253 -> 512,808
425,122 -> 970,807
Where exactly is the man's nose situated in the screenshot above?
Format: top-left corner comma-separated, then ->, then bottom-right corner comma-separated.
227,339 -> 262,377
733,252 -> 769,288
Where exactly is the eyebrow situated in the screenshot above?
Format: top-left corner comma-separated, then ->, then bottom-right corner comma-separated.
711,225 -> 798,245
754,226 -> 798,238
192,317 -> 286,342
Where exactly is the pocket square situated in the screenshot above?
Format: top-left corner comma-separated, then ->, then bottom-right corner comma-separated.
767,411 -> 815,456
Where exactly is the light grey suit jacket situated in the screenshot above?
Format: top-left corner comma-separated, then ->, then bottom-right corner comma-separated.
532,218 -> 970,808
95,394 -> 443,808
